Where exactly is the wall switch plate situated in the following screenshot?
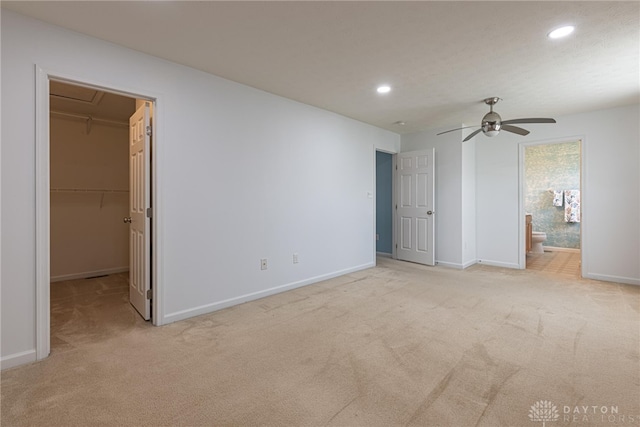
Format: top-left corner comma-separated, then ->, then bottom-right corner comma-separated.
376,234 -> 380,240
260,258 -> 268,270
293,253 -> 299,264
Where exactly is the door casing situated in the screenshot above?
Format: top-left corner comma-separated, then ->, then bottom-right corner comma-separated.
35,66 -> 164,361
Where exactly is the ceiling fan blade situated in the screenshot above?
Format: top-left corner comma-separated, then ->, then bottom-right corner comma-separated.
501,118 -> 556,125
437,125 -> 478,136
501,125 -> 530,136
463,128 -> 483,142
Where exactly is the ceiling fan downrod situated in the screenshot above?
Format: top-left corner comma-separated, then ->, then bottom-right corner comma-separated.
484,97 -> 501,110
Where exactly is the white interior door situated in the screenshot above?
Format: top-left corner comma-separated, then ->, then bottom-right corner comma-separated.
396,149 -> 435,266
128,103 -> 151,320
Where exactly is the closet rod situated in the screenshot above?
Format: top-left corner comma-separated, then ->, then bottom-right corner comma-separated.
50,110 -> 128,127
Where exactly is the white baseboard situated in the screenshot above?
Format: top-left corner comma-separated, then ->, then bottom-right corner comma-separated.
583,273 -> 639,286
462,259 -> 478,269
544,246 -> 580,253
435,260 -> 464,269
51,267 -> 129,283
436,259 -> 479,270
163,262 -> 375,324
1,349 -> 36,370
476,259 -> 520,269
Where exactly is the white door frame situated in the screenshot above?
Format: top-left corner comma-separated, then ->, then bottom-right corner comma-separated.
35,66 -> 164,361
392,153 -> 398,260
517,136 -> 585,275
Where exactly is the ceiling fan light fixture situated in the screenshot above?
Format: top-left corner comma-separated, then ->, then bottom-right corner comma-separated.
482,123 -> 501,137
438,97 -> 556,142
482,110 -> 501,136
548,25 -> 575,39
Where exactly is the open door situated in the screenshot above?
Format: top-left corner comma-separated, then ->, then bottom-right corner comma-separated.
396,149 -> 435,266
127,103 -> 151,320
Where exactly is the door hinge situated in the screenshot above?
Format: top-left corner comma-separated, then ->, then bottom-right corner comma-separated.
146,125 -> 152,137
146,207 -> 153,218
146,289 -> 152,299
395,165 -> 398,170
395,244 -> 398,249
395,204 -> 397,210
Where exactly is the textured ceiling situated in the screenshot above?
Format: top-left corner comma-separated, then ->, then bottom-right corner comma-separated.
3,1 -> 639,134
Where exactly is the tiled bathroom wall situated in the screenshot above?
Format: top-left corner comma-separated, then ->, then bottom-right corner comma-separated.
525,141 -> 581,249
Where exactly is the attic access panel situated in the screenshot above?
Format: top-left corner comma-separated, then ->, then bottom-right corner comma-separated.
50,80 -> 104,105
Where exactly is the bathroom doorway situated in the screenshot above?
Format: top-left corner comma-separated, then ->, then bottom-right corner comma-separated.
521,139 -> 582,277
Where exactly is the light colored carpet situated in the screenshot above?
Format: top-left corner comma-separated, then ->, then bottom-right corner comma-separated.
2,258 -> 639,426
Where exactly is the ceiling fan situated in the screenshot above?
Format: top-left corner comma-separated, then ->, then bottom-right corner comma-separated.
437,97 -> 556,142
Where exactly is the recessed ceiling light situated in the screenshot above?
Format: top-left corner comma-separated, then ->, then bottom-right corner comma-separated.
393,121 -> 405,126
377,85 -> 391,94
548,25 -> 575,39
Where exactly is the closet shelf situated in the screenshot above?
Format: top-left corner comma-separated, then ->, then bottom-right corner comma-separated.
50,188 -> 129,193
50,110 -> 128,127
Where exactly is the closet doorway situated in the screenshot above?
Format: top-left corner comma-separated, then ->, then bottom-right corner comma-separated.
48,81 -> 149,354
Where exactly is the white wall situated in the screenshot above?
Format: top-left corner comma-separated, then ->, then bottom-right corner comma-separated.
50,117 -> 129,280
461,139 -> 477,267
0,11 -> 400,367
475,104 -> 639,284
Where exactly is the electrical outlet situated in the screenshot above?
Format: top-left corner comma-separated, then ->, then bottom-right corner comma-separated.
376,234 -> 380,240
293,253 -> 299,264
260,258 -> 268,270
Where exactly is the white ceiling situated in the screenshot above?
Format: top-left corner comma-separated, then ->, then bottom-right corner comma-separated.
3,1 -> 639,134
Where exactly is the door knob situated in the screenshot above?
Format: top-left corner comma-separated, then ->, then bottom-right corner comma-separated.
427,211 -> 434,215
123,217 -> 132,224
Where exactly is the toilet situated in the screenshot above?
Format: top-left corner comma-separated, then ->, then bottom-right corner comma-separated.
531,231 -> 547,253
